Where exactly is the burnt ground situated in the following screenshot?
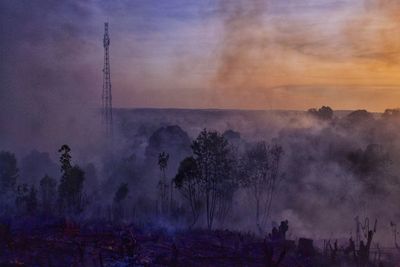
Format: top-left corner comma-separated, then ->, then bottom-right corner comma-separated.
0,221 -> 399,267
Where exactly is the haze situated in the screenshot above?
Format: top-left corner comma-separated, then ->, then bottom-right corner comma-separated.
1,0 -> 400,120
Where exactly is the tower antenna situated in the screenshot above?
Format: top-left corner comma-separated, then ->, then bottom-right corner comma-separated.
102,22 -> 113,137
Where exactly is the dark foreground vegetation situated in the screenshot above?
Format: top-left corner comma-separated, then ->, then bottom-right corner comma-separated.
1,219 -> 399,267
1,107 -> 400,266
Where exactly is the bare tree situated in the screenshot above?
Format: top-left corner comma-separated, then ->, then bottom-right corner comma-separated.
239,142 -> 283,233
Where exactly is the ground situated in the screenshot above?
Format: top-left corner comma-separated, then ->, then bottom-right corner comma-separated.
0,220 -> 398,267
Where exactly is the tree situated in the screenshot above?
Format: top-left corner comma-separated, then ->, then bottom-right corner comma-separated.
27,186 -> 38,215
15,184 -> 37,215
346,110 -> 373,123
114,183 -> 129,203
174,156 -> 202,227
58,166 -> 85,215
347,144 -> 391,194
239,142 -> 283,233
113,183 -> 129,222
59,145 -> 72,174
0,151 -> 18,194
15,183 -> 29,214
57,144 -> 72,213
308,106 -> 333,121
382,108 -> 400,119
158,152 -> 169,216
39,175 -> 57,215
57,145 -> 86,215
191,129 -> 235,230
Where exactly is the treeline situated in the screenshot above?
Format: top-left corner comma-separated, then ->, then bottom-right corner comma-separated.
0,145 -> 86,218
0,129 -> 285,233
1,106 -> 400,233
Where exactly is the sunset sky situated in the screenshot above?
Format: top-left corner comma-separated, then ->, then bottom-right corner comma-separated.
2,0 -> 400,112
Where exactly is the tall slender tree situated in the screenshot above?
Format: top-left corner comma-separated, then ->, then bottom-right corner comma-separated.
57,145 -> 86,215
158,152 -> 169,216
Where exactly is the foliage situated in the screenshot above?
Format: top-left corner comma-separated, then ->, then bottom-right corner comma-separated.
174,156 -> 202,227
175,129 -> 237,229
58,145 -> 72,174
191,129 -> 236,230
346,110 -> 373,123
347,144 -> 391,194
308,106 -> 333,120
158,152 -> 169,171
58,165 -> 86,215
57,145 -> 86,215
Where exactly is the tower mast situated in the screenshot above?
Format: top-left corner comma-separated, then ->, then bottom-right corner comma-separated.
102,22 -> 113,137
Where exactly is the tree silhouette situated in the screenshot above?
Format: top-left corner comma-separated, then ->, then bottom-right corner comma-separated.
382,108 -> 400,119
114,183 -> 129,203
39,175 -> 57,215
15,183 -> 29,214
57,145 -> 86,215
240,142 -> 283,233
308,106 -> 333,121
27,185 -> 38,215
58,145 -> 72,174
15,184 -> 37,215
191,129 -> 234,230
174,156 -> 202,227
158,152 -> 169,216
113,183 -> 129,222
0,151 -> 18,194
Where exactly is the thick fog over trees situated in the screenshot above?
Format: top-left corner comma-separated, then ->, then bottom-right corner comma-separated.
1,107 -> 400,247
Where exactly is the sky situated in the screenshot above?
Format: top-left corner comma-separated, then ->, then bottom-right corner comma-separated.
1,0 -> 400,113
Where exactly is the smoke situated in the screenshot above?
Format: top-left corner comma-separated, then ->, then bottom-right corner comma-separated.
212,0 -> 400,110
214,0 -> 269,89
270,113 -> 400,244
0,0 -> 104,156
2,0 -> 400,152
115,108 -> 400,246
1,0 -> 400,247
